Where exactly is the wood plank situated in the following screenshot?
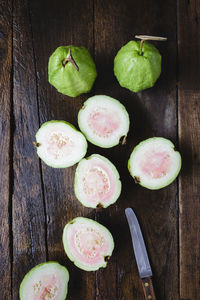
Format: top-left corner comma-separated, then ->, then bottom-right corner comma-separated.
0,1 -> 12,299
178,1 -> 200,299
29,1 -> 96,299
9,0 -> 181,299
12,1 -> 47,298
94,0 -> 178,299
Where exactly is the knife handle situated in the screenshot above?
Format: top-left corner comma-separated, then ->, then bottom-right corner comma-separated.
141,277 -> 156,300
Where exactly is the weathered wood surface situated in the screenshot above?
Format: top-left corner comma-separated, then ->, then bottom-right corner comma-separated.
94,1 -> 178,299
178,1 -> 200,299
0,1 -> 12,299
0,0 -> 199,299
29,1 -> 96,299
12,1 -> 47,299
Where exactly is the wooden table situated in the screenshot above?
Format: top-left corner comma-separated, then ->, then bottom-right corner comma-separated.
1,0 -> 200,299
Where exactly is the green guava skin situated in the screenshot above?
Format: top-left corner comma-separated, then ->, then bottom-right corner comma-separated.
48,46 -> 97,97
19,261 -> 69,300
114,41 -> 161,93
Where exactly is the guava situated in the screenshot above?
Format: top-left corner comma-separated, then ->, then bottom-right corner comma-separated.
19,261 -> 69,300
74,154 -> 121,208
114,40 -> 161,92
35,120 -> 87,168
128,137 -> 181,190
48,46 -> 97,97
78,95 -> 130,148
63,217 -> 114,271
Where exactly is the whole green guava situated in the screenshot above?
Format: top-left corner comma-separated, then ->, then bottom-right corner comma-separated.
48,46 -> 97,97
114,41 -> 161,93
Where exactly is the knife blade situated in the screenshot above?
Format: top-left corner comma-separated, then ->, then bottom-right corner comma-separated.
125,207 -> 156,300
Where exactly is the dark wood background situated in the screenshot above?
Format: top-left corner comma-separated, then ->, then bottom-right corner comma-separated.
1,0 -> 200,299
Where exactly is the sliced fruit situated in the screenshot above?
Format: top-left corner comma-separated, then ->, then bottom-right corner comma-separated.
74,154 -> 121,208
78,95 -> 130,148
35,120 -> 87,168
63,217 -> 114,271
128,137 -> 181,190
19,261 -> 69,300
48,45 -> 97,97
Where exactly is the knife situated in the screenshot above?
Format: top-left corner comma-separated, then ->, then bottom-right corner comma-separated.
125,208 -> 156,300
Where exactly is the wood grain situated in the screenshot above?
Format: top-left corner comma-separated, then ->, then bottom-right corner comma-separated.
29,1 -> 96,299
178,1 -> 200,299
12,1 -> 47,298
0,0 -> 199,299
0,1 -> 12,299
94,0 -> 179,299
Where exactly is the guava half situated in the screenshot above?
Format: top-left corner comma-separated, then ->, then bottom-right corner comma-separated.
48,46 -> 97,97
19,261 -> 69,300
35,120 -> 87,168
74,154 -> 121,208
114,41 -> 161,93
63,217 -> 114,271
78,95 -> 130,148
128,137 -> 181,190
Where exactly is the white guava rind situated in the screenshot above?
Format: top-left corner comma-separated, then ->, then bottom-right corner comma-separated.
62,217 -> 114,271
19,261 -> 69,300
128,137 -> 181,190
78,95 -> 130,148
36,120 -> 87,168
74,154 -> 122,208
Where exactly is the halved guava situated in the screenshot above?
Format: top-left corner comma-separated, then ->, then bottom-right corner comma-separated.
78,95 -> 130,148
128,137 -> 181,190
35,120 -> 87,168
19,261 -> 69,300
63,217 -> 114,271
74,154 -> 121,208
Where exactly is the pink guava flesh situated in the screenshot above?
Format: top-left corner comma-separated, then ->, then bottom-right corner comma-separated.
88,109 -> 120,137
32,274 -> 61,300
140,150 -> 171,179
68,223 -> 110,266
81,159 -> 116,205
46,132 -> 74,159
